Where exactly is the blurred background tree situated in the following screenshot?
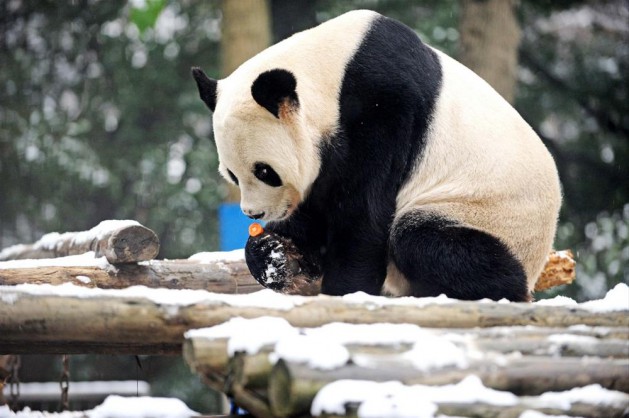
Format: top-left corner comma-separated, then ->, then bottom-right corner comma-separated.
0,0 -> 626,412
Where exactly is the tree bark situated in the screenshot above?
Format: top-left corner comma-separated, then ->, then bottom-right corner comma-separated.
459,0 -> 521,103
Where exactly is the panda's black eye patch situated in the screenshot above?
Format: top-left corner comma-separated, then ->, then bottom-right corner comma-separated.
253,162 -> 282,187
227,169 -> 239,185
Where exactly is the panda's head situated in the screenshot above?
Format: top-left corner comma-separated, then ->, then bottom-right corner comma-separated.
192,67 -> 321,221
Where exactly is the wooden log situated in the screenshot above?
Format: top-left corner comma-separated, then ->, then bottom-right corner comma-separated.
329,400 -> 627,418
269,357 -> 629,417
0,259 -> 262,293
184,332 -> 628,391
0,221 -> 159,264
1,288 -> 627,354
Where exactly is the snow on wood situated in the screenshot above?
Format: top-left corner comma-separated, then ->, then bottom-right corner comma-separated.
181,298 -> 629,417
0,220 -> 575,293
1,283 -> 628,355
0,220 -> 159,264
0,252 -> 262,294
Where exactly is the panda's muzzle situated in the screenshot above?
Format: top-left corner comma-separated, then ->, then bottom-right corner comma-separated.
245,211 -> 265,220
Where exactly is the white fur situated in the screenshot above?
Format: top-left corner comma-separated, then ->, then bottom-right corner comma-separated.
212,10 -> 378,220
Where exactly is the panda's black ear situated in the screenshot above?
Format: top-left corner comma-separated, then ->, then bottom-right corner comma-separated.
191,67 -> 218,112
251,69 -> 299,119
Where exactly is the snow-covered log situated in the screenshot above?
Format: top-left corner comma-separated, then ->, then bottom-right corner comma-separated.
1,284 -> 628,355
0,220 -> 159,264
268,357 -> 629,416
181,287 -> 628,418
1,220 -> 575,292
0,253 -> 262,294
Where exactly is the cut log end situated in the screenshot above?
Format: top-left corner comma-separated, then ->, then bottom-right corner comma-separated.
535,250 -> 576,292
103,225 -> 160,264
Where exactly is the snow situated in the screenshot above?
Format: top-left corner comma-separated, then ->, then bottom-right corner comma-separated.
0,252 -> 110,270
537,384 -> 629,409
402,334 -> 468,371
72,220 -> 141,245
534,295 -> 578,307
0,283 -> 303,311
75,275 -> 92,284
0,395 -> 197,418
534,283 -> 629,312
187,318 -> 473,372
311,375 -> 518,417
273,335 -> 350,370
188,249 -> 245,263
89,395 -> 198,418
519,412 -> 576,418
0,405 -> 84,417
342,291 -> 458,308
185,316 -> 299,355
581,283 -> 629,312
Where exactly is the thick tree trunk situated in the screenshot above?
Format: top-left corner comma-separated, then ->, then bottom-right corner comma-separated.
459,0 -> 521,103
220,0 -> 272,202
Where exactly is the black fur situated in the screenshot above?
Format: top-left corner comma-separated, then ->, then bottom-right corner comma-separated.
251,69 -> 299,118
390,212 -> 529,301
191,67 -> 217,111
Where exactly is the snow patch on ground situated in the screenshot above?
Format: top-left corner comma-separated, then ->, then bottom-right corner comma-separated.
0,395 -> 197,417
89,395 -> 197,418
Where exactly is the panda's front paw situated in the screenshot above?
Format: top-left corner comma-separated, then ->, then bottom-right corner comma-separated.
245,230 -> 293,291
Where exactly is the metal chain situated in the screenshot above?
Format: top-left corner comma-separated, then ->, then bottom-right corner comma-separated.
59,354 -> 70,411
8,355 -> 21,411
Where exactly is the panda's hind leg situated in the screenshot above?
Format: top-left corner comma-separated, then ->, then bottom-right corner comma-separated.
389,211 -> 530,301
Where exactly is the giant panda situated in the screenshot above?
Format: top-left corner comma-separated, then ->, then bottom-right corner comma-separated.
192,10 -> 562,301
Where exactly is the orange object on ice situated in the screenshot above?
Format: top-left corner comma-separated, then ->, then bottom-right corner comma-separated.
249,222 -> 264,237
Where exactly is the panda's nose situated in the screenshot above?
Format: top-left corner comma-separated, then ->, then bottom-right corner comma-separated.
246,211 -> 265,220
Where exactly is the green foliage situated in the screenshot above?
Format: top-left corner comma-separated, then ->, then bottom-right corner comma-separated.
130,0 -> 167,34
0,0 -> 223,258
